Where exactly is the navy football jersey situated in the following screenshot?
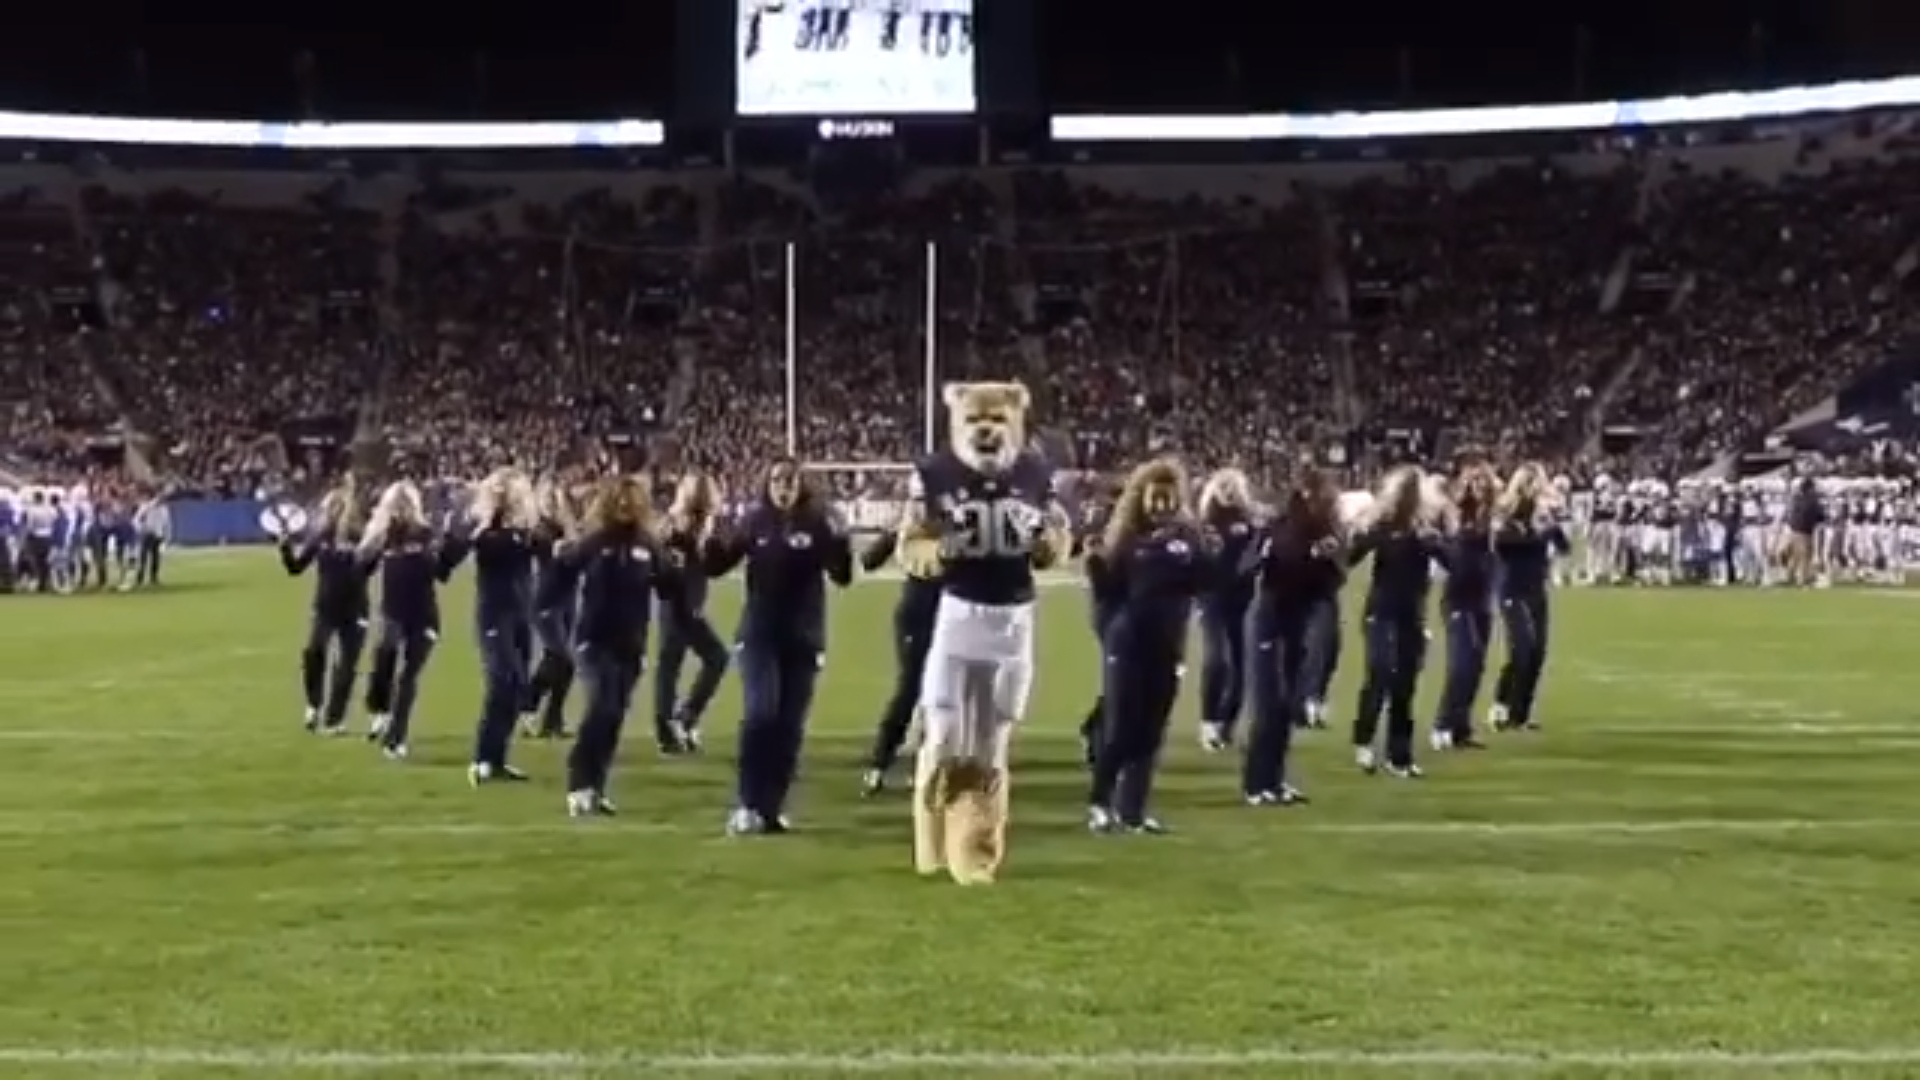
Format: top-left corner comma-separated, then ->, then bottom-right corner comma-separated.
912,449 -> 1055,605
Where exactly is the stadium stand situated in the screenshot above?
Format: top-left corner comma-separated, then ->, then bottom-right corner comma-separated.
5,112 -> 1920,499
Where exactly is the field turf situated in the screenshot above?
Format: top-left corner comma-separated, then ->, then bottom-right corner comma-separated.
1,552 -> 1917,1079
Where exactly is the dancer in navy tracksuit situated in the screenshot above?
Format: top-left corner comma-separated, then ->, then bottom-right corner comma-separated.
360,482 -> 464,760
1086,459 -> 1218,834
562,475 -> 688,816
1348,466 -> 1451,779
523,481 -> 582,739
654,471 -> 731,755
1300,589 -> 1343,729
859,527 -> 941,795
278,484 -> 373,735
1491,463 -> 1571,733
705,459 -> 853,836
458,469 -> 542,785
1239,470 -> 1345,807
1195,468 -> 1258,752
1432,465 -> 1499,751
1076,493 -> 1125,765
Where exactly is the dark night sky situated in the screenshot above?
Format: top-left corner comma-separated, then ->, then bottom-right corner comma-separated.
0,1 -> 1913,120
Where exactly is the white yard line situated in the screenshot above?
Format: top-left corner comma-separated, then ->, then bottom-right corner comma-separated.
1576,663 -> 1847,723
5,1045 -> 1920,1073
1591,722 -> 1917,735
0,816 -> 1901,839
0,719 -> 1898,743
0,646 -> 274,699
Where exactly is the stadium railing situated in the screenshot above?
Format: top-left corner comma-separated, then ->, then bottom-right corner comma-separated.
1048,74 -> 1920,142
0,71 -> 1908,152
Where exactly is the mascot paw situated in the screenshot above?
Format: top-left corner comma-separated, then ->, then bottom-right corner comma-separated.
901,538 -> 945,579
1030,527 -> 1070,571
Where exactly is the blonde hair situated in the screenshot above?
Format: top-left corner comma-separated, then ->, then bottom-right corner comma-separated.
359,480 -> 425,557
1103,457 -> 1189,552
583,475 -> 656,536
1198,467 -> 1251,517
1451,464 -> 1498,530
535,476 -> 580,536
470,467 -> 539,531
669,471 -> 722,542
318,483 -> 361,534
1420,472 -> 1457,531
1498,462 -> 1550,521
1365,465 -> 1427,531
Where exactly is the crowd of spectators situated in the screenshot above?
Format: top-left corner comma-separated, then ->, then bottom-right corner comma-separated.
0,186 -> 117,483
1,122 -> 1917,499
1607,138 -> 1920,466
1335,158 -> 1642,467
384,185 -> 697,479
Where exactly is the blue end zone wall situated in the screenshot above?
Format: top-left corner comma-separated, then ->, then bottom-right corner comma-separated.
171,499 -> 281,547
164,507 -> 1091,588
170,508 -> 914,549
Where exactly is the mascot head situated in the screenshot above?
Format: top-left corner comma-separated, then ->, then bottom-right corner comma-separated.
943,380 -> 1030,474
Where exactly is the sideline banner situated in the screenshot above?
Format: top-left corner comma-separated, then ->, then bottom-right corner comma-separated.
145,499 -> 295,548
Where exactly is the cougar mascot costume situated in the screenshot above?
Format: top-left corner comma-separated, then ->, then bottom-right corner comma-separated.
899,381 -> 1070,885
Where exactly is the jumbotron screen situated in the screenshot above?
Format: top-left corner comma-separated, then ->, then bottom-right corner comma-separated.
735,0 -> 976,117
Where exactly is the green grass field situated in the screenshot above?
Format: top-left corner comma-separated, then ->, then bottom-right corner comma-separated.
1,552 -> 1918,1079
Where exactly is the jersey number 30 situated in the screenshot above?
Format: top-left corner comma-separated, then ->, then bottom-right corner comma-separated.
949,499 -> 1033,558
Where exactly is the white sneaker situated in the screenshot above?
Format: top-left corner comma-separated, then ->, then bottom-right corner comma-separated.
1199,722 -> 1229,753
567,790 -> 598,818
1354,745 -> 1378,773
1430,728 -> 1453,751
